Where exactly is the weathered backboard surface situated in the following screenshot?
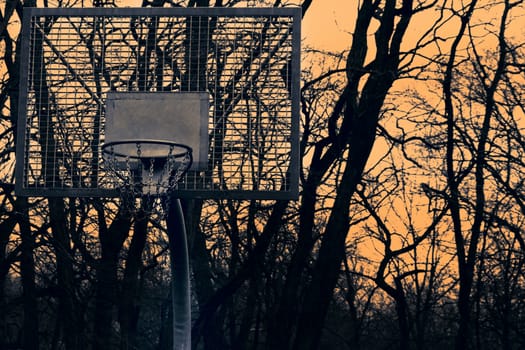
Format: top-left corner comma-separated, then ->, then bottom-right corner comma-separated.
104,92 -> 209,170
15,7 -> 300,199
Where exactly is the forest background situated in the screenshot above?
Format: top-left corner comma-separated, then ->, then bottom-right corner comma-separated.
1,0 -> 525,349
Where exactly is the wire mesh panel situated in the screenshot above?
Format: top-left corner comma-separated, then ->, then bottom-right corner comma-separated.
16,7 -> 300,199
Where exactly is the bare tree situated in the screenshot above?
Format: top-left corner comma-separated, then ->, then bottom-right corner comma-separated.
3,1 -> 525,349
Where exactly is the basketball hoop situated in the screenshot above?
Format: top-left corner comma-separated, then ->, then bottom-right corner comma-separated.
103,139 -> 194,349
17,8 -> 300,349
102,140 -> 193,199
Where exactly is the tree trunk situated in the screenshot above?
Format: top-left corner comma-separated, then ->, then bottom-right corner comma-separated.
0,211 -> 17,349
293,151 -> 366,350
49,197 -> 82,350
18,197 -> 39,350
93,203 -> 131,350
118,207 -> 149,349
184,199 -> 229,349
267,177 -> 318,349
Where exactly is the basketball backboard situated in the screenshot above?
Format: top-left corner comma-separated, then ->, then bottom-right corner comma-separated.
104,92 -> 209,170
15,7 -> 300,199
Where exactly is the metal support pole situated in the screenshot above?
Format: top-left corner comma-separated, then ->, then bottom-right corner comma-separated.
165,197 -> 191,350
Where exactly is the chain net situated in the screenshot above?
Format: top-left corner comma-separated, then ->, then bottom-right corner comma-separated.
102,141 -> 192,217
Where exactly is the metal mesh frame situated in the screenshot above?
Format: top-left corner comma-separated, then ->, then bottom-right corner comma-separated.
15,7 -> 300,199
